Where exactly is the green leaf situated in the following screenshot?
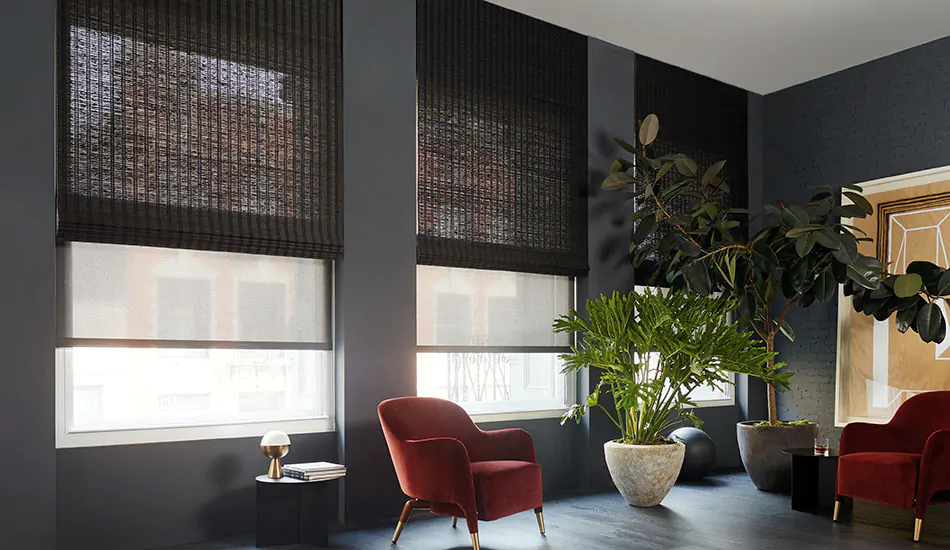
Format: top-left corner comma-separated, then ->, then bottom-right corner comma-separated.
685,262 -> 712,295
794,233 -> 815,257
791,259 -> 809,293
654,161 -> 674,182
660,179 -> 692,198
781,269 -> 798,299
639,114 -> 660,146
814,228 -> 842,250
832,261 -> 848,284
935,270 -> 950,296
701,160 -> 726,185
893,273 -> 923,298
843,191 -> 873,215
799,290 -> 816,308
610,159 -> 627,174
602,172 -> 634,190
896,303 -> 919,334
917,303 -> 946,343
752,242 -> 780,274
907,261 -> 943,284
673,234 -> 704,258
831,236 -> 858,264
615,138 -> 638,154
782,208 -> 805,228
737,291 -> 754,322
814,270 -> 836,304
786,225 -> 822,238
778,320 -> 795,343
632,215 -> 656,246
674,157 -> 697,177
632,207 -> 654,223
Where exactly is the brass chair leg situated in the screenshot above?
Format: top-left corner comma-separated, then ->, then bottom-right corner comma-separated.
392,499 -> 428,544
914,518 -> 923,543
470,532 -> 481,550
833,500 -> 840,522
452,517 -> 458,528
535,509 -> 546,535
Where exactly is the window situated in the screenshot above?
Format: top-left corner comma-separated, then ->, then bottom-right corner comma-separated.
417,266 -> 574,417
56,0 -> 341,447
57,243 -> 333,447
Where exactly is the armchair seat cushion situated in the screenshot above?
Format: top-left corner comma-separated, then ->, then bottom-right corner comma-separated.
838,452 -> 921,509
471,460 -> 542,521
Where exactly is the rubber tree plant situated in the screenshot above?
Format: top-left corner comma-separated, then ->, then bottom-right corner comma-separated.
555,288 -> 789,443
597,114 -> 949,425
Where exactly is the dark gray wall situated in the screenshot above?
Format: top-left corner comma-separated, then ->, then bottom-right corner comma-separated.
764,36 -> 950,441
581,38 -> 636,489
57,434 -> 337,549
338,0 -> 418,526
0,2 -> 57,549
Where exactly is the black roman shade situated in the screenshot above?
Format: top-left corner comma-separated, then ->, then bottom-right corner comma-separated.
416,0 -> 588,276
58,0 -> 342,259
635,55 -> 748,286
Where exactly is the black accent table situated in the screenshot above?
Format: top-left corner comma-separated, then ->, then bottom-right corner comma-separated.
256,475 -> 340,548
782,448 -> 839,515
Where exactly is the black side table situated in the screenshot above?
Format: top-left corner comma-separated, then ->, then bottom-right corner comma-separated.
782,448 -> 839,515
256,475 -> 340,548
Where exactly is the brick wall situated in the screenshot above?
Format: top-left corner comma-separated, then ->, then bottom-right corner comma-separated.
763,36 -> 950,441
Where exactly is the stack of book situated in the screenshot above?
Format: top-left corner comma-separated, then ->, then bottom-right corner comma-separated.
282,462 -> 347,481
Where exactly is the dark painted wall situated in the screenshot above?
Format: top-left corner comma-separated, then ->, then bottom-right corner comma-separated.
338,0 -> 418,527
764,36 -> 950,441
581,38 -> 636,489
57,434 -> 337,549
0,2 -> 57,549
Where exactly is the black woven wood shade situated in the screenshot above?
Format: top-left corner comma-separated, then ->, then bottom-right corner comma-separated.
416,0 -> 588,276
58,0 -> 342,259
635,55 -> 748,286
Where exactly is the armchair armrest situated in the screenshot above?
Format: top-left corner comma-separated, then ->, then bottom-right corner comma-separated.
840,422 -> 907,455
917,430 -> 950,518
392,437 -> 475,506
470,428 -> 536,463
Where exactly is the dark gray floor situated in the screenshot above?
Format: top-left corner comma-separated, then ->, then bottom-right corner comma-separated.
165,473 -> 950,550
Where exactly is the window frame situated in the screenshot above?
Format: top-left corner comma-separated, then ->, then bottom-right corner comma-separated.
54,244 -> 336,449
415,266 -> 577,421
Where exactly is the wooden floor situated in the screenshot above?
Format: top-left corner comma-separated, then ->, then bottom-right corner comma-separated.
166,473 -> 950,550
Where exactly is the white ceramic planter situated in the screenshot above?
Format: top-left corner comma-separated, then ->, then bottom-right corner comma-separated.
604,440 -> 686,507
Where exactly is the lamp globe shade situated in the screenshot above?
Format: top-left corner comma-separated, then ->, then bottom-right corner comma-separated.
261,430 -> 291,447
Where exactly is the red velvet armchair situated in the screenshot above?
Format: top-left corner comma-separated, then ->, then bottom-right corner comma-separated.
835,391 -> 950,542
378,397 -> 544,550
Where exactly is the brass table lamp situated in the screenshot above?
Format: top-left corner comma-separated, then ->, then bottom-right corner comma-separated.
260,430 -> 291,479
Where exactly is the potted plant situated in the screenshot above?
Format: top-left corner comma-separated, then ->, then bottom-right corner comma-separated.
556,288 -> 788,506
599,114 -> 890,491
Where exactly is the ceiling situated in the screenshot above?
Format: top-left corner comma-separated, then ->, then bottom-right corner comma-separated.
485,0 -> 950,94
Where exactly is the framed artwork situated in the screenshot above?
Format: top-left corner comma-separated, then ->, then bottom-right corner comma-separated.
836,166 -> 950,426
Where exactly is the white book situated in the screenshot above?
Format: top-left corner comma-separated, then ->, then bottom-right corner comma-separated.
283,461 -> 346,474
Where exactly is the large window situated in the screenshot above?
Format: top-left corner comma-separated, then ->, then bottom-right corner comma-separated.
417,266 -> 574,417
57,243 -> 333,447
55,255 -> 333,449
56,0 -> 341,446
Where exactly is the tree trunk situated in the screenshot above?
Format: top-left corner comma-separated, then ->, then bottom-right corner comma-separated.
766,334 -> 778,425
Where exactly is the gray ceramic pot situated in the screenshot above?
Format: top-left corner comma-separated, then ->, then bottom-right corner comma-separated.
736,421 -> 818,493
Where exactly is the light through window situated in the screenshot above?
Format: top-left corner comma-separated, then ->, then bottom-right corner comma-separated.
417,266 -> 574,416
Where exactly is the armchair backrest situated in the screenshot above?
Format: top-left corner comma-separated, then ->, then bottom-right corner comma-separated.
889,391 -> 950,451
378,397 -> 482,449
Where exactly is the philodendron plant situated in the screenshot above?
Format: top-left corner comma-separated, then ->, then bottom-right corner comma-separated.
555,288 -> 788,444
602,114 -> 949,426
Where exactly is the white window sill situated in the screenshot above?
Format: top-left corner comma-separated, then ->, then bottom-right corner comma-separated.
56,416 -> 335,448
469,408 -> 569,424
688,398 -> 736,409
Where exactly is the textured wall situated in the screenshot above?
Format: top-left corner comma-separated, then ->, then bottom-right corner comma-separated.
764,36 -> 950,440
